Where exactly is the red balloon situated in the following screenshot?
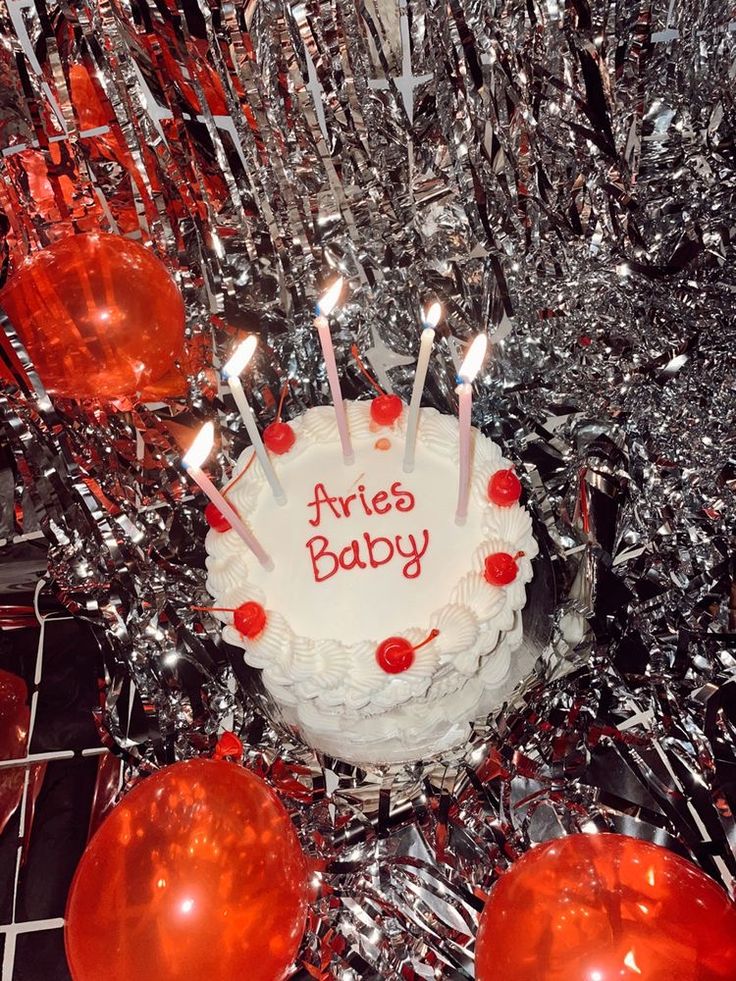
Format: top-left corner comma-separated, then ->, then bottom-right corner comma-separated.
476,833 -> 736,981
0,668 -> 30,835
65,759 -> 308,981
0,232 -> 186,401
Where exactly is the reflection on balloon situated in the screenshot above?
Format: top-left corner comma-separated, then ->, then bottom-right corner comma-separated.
65,758 -> 308,981
475,833 -> 736,981
0,668 -> 30,835
0,232 -> 186,401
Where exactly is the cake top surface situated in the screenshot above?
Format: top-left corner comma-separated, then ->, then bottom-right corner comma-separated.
205,399 -> 537,723
241,414 -> 489,643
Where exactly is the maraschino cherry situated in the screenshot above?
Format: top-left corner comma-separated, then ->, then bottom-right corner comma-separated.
484,551 -> 524,586
205,501 -> 231,533
487,469 -> 521,507
376,629 -> 439,674
191,600 -> 267,640
234,601 -> 267,639
263,382 -> 296,455
351,344 -> 403,427
376,637 -> 414,674
263,420 -> 295,455
371,393 -> 403,426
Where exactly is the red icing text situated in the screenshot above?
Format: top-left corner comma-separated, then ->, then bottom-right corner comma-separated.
307,480 -> 415,527
306,530 -> 430,582
304,480 -> 429,582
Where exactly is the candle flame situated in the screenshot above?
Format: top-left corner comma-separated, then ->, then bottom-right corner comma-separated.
317,276 -> 344,317
423,302 -> 441,329
223,335 -> 257,379
458,334 -> 488,383
183,421 -> 214,469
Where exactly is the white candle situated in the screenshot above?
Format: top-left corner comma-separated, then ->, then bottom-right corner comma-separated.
183,422 -> 274,570
403,302 -> 441,472
223,336 -> 286,505
455,334 -> 488,526
315,277 -> 353,465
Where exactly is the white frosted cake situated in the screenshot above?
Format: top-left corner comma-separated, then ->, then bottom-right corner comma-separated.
204,397 -> 537,763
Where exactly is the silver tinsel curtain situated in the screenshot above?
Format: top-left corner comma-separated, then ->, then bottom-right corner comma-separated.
0,0 -> 734,974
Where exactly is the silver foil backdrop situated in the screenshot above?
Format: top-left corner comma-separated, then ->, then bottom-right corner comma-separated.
0,0 -> 735,975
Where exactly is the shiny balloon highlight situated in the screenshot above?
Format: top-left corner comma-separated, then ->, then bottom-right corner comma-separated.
476,833 -> 736,981
65,758 -> 308,981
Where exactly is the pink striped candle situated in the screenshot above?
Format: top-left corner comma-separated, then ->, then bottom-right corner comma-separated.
455,334 -> 488,525
315,277 -> 354,465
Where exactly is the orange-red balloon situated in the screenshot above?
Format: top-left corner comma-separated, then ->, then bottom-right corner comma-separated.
0,668 -> 30,835
476,833 -> 736,981
65,759 -> 308,981
0,232 -> 186,401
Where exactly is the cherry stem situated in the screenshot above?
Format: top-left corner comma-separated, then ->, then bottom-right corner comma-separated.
191,606 -> 234,613
222,450 -> 256,498
514,551 -> 525,560
350,343 -> 385,396
412,628 -> 440,652
275,381 -> 290,423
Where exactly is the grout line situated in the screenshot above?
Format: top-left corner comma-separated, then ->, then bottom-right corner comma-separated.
0,916 -> 64,936
2,920 -> 66,981
0,747 -> 109,770
0,918 -> 66,936
3,584 -> 64,981
1,932 -> 15,981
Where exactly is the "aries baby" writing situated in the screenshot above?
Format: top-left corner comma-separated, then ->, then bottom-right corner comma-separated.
304,481 -> 430,582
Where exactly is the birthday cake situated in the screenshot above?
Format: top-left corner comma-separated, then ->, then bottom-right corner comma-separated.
204,397 -> 537,764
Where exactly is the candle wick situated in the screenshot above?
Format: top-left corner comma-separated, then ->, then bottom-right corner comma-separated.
350,344 -> 385,396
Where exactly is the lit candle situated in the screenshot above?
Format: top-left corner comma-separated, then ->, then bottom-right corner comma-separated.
403,301 -> 442,473
222,336 -> 286,505
315,277 -> 353,464
183,422 -> 273,570
455,334 -> 488,526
